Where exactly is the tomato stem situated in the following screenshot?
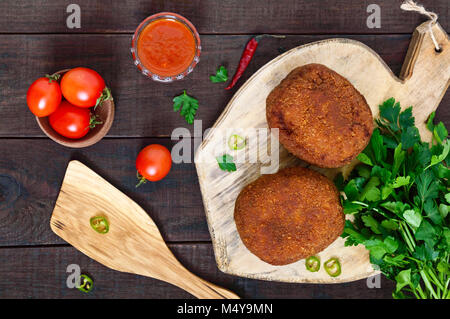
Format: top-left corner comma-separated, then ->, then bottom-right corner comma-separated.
135,171 -> 147,188
88,114 -> 103,129
94,87 -> 113,110
45,73 -> 61,83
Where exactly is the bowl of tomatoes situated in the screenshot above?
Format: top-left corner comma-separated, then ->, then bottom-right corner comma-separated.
27,67 -> 114,148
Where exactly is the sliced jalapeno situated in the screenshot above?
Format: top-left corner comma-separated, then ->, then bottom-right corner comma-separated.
305,256 -> 320,272
324,257 -> 341,277
77,274 -> 93,293
228,134 -> 246,150
90,216 -> 109,234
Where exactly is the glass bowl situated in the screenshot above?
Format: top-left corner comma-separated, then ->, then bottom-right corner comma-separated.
131,12 -> 201,82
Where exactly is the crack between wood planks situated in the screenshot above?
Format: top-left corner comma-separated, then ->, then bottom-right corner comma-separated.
0,241 -> 213,250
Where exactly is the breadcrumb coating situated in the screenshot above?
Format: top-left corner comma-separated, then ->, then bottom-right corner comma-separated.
266,63 -> 373,168
234,166 -> 344,266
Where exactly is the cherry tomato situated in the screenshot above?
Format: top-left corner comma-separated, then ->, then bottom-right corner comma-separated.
49,100 -> 94,139
60,67 -> 106,108
136,144 -> 172,186
26,75 -> 62,117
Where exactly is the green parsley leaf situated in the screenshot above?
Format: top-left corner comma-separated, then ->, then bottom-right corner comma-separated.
399,106 -> 415,129
433,122 -> 448,144
342,220 -> 368,244
379,98 -> 401,132
442,228 -> 450,248
344,177 -> 365,201
384,236 -> 399,253
392,144 -> 405,177
343,201 -> 364,214
381,185 -> 393,200
173,90 -> 199,124
364,238 -> 388,259
403,209 -> 422,229
426,140 -> 449,169
210,66 -> 228,83
391,176 -> 410,188
381,201 -> 410,217
359,176 -> 380,202
424,199 -> 442,225
362,215 -> 381,234
365,187 -> 381,202
216,154 -> 236,172
439,204 -> 448,219
383,134 -> 398,149
426,112 -> 436,132
357,153 -> 373,166
395,269 -> 411,293
407,143 -> 432,171
413,243 -> 439,261
416,170 -> 439,204
372,165 -> 392,183
356,165 -> 371,179
437,260 -> 450,275
415,220 -> 438,247
364,236 -> 398,260
436,164 -> 450,179
401,126 -> 420,150
370,129 -> 386,163
445,193 -> 450,204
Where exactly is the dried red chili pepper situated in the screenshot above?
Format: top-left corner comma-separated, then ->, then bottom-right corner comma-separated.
226,34 -> 285,90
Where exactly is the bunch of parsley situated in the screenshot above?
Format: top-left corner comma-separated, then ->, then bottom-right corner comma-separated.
335,98 -> 450,299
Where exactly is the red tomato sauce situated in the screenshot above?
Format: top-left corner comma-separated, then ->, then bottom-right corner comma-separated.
137,18 -> 196,77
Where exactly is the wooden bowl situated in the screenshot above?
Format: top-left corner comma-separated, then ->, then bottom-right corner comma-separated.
36,69 -> 115,148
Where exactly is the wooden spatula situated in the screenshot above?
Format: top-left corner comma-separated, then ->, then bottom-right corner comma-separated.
50,160 -> 239,299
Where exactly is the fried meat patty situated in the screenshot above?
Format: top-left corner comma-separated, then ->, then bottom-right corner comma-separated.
234,166 -> 344,266
266,63 -> 373,168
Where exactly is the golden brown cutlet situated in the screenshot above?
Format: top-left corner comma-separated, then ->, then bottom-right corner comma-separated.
266,63 -> 374,168
234,166 -> 344,266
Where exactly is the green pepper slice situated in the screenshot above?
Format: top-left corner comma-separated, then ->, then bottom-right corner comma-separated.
77,274 -> 93,293
305,256 -> 320,272
324,257 -> 341,277
228,134 -> 246,150
90,216 -> 109,234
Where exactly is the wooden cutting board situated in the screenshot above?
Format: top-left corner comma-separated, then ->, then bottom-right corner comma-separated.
195,22 -> 449,283
50,160 -> 239,299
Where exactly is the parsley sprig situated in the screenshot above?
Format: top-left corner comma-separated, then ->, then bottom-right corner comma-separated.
210,66 -> 228,83
336,98 -> 449,299
216,154 -> 236,172
173,90 -> 199,124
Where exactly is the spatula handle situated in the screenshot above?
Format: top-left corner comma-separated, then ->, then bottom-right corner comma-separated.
165,267 -> 240,299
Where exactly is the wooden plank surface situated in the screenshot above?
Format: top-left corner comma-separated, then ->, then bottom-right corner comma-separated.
0,0 -> 448,299
0,244 -> 394,299
1,34 -> 449,137
0,138 -> 211,246
0,0 -> 447,34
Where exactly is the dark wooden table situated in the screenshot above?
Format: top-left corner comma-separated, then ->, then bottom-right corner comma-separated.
0,0 -> 448,299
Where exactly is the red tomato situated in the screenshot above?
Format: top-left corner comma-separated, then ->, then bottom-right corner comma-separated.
26,76 -> 62,117
49,101 -> 92,139
60,67 -> 105,108
136,144 -> 172,185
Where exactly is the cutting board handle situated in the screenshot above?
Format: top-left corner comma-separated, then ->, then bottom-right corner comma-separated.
399,21 -> 449,81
